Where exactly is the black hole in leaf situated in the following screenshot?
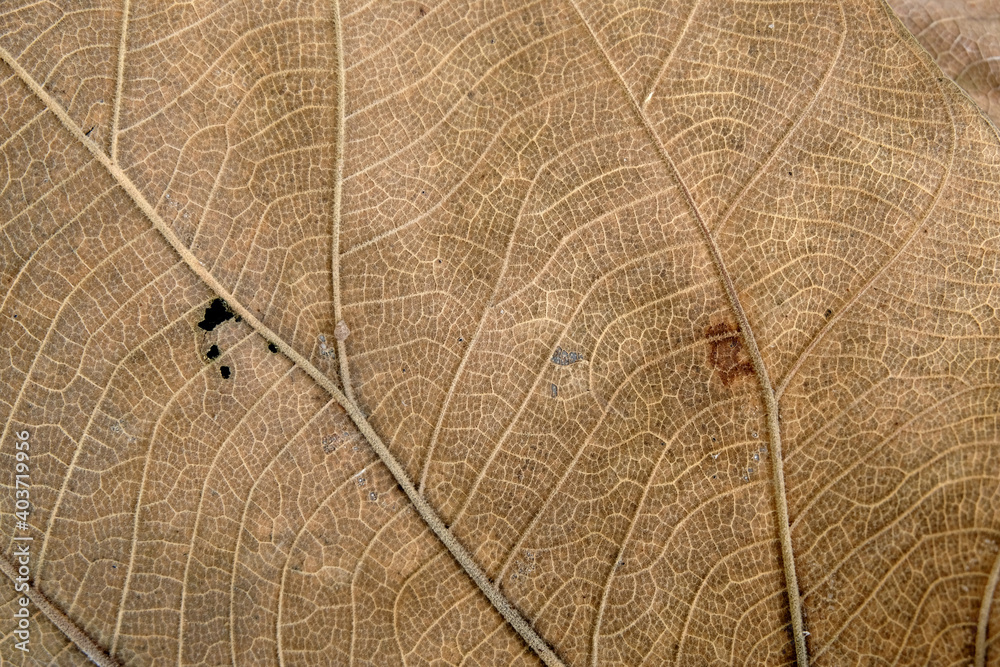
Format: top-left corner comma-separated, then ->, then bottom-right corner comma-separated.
220,366 -> 231,379
206,345 -> 220,360
268,342 -> 278,353
198,299 -> 234,331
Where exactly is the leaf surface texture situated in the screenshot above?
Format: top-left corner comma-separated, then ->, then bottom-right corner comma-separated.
0,0 -> 999,665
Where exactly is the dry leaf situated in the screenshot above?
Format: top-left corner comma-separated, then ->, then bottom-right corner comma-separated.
1,0 -> 999,665
889,0 -> 1000,127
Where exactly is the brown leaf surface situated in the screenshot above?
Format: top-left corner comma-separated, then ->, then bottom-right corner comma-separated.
888,0 -> 1000,127
1,0 -> 999,665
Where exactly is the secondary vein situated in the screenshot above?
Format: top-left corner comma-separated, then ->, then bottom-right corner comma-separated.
563,4 -> 809,665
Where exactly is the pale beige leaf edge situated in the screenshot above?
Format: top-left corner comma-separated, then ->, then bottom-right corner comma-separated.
0,38 -> 564,667
886,0 -> 1000,138
886,0 -> 1000,135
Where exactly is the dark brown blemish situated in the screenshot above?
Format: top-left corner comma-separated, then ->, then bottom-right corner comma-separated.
705,322 -> 754,387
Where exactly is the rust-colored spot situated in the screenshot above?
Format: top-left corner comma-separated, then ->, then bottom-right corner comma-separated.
705,322 -> 754,386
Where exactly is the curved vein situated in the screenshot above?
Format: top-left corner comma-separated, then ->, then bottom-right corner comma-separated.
976,544 -> 1000,667
565,4 -> 810,663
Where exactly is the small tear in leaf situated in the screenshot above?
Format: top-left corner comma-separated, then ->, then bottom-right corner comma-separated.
198,299 -> 234,331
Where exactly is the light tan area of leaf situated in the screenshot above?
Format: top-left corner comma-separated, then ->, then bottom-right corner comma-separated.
889,0 -> 1000,127
1,0 -> 1000,665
